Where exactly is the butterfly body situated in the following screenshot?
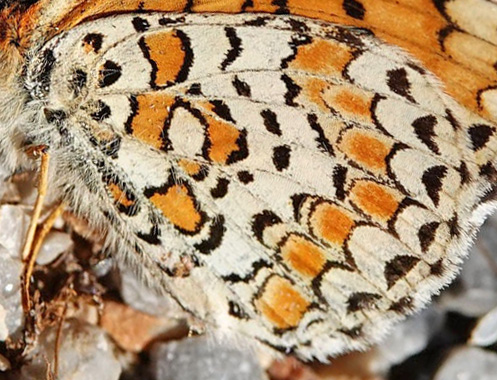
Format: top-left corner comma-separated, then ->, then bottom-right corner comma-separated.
0,0 -> 496,361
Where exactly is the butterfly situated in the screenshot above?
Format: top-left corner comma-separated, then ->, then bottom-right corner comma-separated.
0,0 -> 496,362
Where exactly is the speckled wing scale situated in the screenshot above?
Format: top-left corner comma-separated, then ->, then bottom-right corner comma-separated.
1,0 -> 496,361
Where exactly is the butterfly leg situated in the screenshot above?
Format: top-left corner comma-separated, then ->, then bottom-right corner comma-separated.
21,147 -> 65,312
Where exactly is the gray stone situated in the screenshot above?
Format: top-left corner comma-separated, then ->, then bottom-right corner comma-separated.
150,337 -> 266,380
20,319 -> 121,380
36,230 -> 73,265
470,305 -> 497,347
0,205 -> 31,259
371,306 -> 444,374
434,346 -> 497,380
119,266 -> 182,318
0,244 -> 23,340
440,214 -> 497,317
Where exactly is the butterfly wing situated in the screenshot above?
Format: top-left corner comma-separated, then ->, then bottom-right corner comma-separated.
24,11 -> 496,360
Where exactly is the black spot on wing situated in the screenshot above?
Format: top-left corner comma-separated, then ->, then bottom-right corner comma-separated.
261,109 -> 282,136
389,296 -> 414,314
243,16 -> 271,26
98,60 -> 122,88
458,161 -> 470,185
237,171 -> 254,184
158,16 -> 186,25
291,193 -> 307,223
132,16 -> 150,32
82,33 -> 103,53
387,68 -> 416,103
221,27 -> 243,71
286,18 -> 311,33
194,215 -> 226,254
480,162 -> 497,180
137,224 -> 161,245
272,0 -> 289,14
210,100 -> 236,123
418,221 -> 440,252
252,210 -> 282,244
187,83 -> 203,95
222,259 -> 273,283
90,100 -> 111,121
183,0 -> 194,11
384,255 -> 420,289
233,75 -> 251,97
469,124 -> 495,151
241,0 -> 254,10
412,115 -> 440,154
273,145 -> 291,171
210,178 -> 230,199
36,49 -> 56,96
446,108 -> 461,131
347,292 -> 381,313
307,113 -> 334,156
343,0 -> 366,20
281,74 -> 301,106
422,165 -> 447,206
124,95 -> 138,135
448,214 -> 460,237
430,259 -> 444,277
333,165 -> 348,201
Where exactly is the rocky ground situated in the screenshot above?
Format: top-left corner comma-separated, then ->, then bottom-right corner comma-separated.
0,170 -> 496,380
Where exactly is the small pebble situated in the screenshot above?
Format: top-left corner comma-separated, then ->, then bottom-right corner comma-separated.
371,306 -> 444,374
434,346 -> 497,380
0,353 -> 11,371
150,336 -> 265,380
0,205 -> 31,259
469,305 -> 497,347
119,266 -> 182,318
20,319 -> 121,380
0,244 -> 23,340
36,230 -> 73,265
100,300 -> 181,353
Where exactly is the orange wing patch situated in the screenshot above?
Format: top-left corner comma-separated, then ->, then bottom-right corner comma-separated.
309,202 -> 355,245
178,159 -> 203,177
322,86 -> 373,124
288,38 -> 354,76
280,234 -> 326,277
126,93 -> 175,150
299,77 -> 331,112
146,183 -> 205,234
106,182 -> 137,216
339,129 -> 393,174
140,29 -> 192,87
350,180 -> 401,221
204,114 -> 248,164
255,275 -> 310,330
